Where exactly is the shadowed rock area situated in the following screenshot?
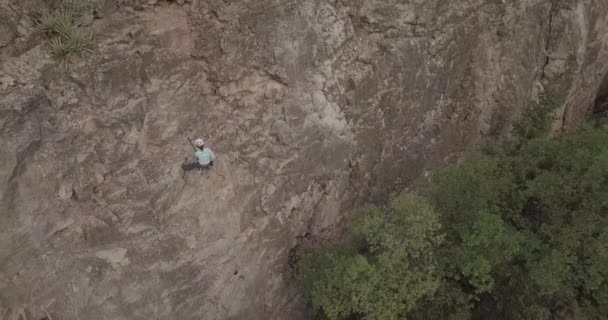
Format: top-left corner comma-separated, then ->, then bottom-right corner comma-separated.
1,0 -> 608,319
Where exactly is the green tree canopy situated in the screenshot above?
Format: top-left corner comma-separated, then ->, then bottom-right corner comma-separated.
298,196 -> 444,319
297,124 -> 608,319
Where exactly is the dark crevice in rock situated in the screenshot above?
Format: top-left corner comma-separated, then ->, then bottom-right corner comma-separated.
593,73 -> 608,117
541,2 -> 556,81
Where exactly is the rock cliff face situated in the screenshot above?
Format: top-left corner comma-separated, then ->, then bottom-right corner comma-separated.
1,0 -> 607,319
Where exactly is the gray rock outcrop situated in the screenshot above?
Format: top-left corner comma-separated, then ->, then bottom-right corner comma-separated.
1,0 -> 608,319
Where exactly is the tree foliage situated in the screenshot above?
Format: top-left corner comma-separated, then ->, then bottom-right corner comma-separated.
514,89 -> 562,140
297,124 -> 608,319
297,196 -> 444,319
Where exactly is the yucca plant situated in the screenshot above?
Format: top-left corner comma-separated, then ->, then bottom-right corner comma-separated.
47,37 -> 70,61
64,27 -> 95,54
38,8 -> 75,36
38,8 -> 95,63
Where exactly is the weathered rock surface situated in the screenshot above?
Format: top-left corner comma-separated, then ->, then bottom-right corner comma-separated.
1,0 -> 607,319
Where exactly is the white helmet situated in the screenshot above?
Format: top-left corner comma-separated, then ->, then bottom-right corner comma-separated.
194,138 -> 204,147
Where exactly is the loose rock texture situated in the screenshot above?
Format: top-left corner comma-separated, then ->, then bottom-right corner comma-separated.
1,0 -> 607,319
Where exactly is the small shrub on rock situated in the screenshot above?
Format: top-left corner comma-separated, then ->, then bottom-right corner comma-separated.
37,8 -> 95,63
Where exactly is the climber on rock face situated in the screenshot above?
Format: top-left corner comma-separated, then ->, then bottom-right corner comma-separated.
182,137 -> 215,172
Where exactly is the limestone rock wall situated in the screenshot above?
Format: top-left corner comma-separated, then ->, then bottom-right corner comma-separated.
1,0 -> 607,319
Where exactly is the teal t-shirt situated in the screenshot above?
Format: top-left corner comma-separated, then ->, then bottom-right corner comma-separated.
195,148 -> 215,166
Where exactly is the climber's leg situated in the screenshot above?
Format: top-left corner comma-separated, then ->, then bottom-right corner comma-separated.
182,162 -> 203,171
